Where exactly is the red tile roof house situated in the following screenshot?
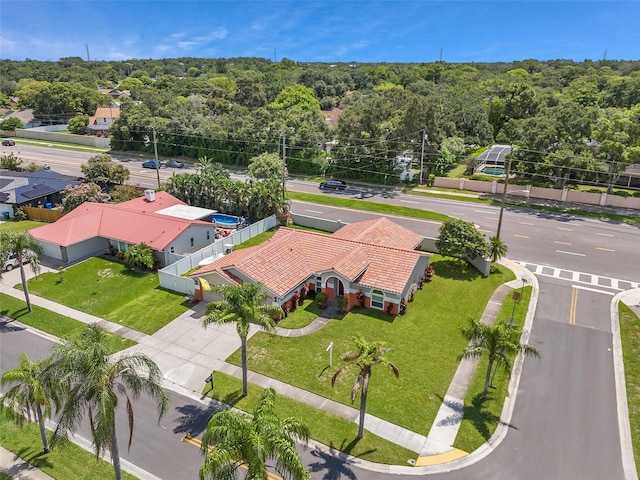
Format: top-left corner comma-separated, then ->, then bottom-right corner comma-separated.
190,218 -> 432,315
86,107 -> 120,135
30,191 -> 217,266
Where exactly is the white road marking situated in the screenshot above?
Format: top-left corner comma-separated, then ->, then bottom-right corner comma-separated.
572,285 -> 616,296
400,200 -> 419,204
305,209 -> 323,214
554,241 -> 572,245
474,209 -> 496,214
556,227 -> 573,231
596,233 -> 614,237
596,247 -> 615,252
555,250 -> 586,256
518,222 -> 534,226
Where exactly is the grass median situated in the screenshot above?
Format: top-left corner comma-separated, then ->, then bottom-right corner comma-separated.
619,302 -> 640,469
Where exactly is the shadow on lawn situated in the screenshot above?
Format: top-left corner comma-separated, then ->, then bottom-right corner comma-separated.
448,392 -> 519,442
15,446 -> 53,469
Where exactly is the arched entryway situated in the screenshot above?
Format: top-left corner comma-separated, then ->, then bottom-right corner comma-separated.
325,277 -> 345,299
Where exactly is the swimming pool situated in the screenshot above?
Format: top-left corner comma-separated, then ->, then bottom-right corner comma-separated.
482,167 -> 506,176
212,213 -> 241,227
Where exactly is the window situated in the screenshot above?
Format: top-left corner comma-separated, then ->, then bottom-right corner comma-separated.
190,238 -> 194,247
316,278 -> 322,292
206,231 -> 210,241
118,241 -> 128,252
371,289 -> 384,309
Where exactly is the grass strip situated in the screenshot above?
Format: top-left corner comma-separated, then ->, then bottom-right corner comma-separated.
0,293 -> 135,353
204,372 -> 418,465
24,257 -> 189,335
287,191 -> 451,222
0,220 -> 48,233
454,286 -> 532,451
619,302 -> 640,469
0,409 -> 138,480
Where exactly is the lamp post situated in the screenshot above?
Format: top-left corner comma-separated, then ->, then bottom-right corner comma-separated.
419,130 -> 427,186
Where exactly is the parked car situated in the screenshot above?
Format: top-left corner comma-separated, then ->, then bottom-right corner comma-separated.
165,159 -> 184,168
142,160 -> 163,169
2,252 -> 28,271
2,139 -> 15,146
319,179 -> 347,190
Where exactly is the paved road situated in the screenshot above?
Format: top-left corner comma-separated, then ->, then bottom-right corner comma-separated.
3,144 -> 636,479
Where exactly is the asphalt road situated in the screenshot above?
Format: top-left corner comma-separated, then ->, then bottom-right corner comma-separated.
1,143 -> 636,479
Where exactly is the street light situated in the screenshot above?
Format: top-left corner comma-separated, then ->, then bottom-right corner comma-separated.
495,147 -> 514,241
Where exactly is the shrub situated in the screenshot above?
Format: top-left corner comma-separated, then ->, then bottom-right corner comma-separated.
316,292 -> 328,309
336,295 -> 348,313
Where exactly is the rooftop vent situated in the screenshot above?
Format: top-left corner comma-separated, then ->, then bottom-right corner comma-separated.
144,189 -> 155,202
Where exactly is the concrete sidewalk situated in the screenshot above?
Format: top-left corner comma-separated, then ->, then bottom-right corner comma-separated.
0,446 -> 54,480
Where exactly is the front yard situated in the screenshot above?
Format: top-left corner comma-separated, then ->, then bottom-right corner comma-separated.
228,257 -> 516,438
23,257 -> 190,335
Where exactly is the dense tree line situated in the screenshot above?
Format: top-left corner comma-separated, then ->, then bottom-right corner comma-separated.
1,56 -> 640,188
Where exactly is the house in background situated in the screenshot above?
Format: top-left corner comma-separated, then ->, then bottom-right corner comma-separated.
86,107 -> 120,135
0,108 -> 39,129
0,169 -> 81,219
30,191 -> 217,266
190,217 -> 431,315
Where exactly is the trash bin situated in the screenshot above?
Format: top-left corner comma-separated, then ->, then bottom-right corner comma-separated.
2,212 -> 10,220
45,203 -> 52,209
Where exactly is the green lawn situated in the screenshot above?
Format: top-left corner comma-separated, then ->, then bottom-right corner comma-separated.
619,303 -> 640,469
0,220 -> 48,233
0,410 -> 138,480
0,293 -> 135,352
23,257 -> 190,335
228,258 -> 515,437
276,297 -> 324,329
204,372 -> 417,465
454,286 -> 533,451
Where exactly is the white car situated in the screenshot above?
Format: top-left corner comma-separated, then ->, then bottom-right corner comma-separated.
2,252 -> 29,271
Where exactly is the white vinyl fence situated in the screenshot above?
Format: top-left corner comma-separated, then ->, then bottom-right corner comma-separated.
158,215 -> 278,295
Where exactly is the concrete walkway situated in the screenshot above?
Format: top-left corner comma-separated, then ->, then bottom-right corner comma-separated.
0,259 -> 549,477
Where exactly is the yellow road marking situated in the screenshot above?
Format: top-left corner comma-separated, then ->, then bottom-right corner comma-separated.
554,241 -> 572,245
596,233 -> 614,237
518,221 -> 534,226
596,247 -> 615,252
569,287 -> 578,325
182,435 -> 281,480
513,234 -> 529,239
415,448 -> 469,466
556,227 -> 573,231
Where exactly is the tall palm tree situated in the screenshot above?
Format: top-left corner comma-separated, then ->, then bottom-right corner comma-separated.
489,236 -> 508,263
200,387 -> 311,480
0,353 -> 61,453
459,317 -> 540,398
0,231 -> 43,312
203,282 -> 282,397
50,324 -> 169,480
331,336 -> 399,439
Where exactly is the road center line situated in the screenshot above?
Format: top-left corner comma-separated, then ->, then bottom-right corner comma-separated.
304,209 -> 323,214
556,250 -> 586,257
554,241 -> 572,245
513,234 -> 529,239
400,200 -> 419,204
518,222 -> 534,226
475,210 -> 496,215
569,287 -> 578,325
556,227 -> 573,231
596,233 -> 614,237
596,247 -> 615,252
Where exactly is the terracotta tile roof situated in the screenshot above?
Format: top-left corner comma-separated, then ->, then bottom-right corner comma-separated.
93,107 -> 120,119
331,217 -> 422,250
30,193 -> 209,250
192,224 -> 429,296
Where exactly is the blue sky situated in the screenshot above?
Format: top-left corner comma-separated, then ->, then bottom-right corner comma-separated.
1,1 -> 638,63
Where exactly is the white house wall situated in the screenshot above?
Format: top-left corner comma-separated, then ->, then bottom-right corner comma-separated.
168,225 -> 216,255
39,239 -> 64,260
67,238 -> 110,263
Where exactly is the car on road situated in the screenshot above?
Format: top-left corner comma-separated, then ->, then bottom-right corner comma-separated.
319,179 -> 347,190
164,159 -> 184,168
142,160 -> 163,169
2,139 -> 16,146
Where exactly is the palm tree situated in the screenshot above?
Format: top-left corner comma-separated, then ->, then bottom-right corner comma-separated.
200,387 -> 310,480
331,336 -> 399,439
50,324 -> 169,480
0,353 -> 61,453
489,236 -> 508,263
0,231 -> 43,312
459,317 -> 540,398
203,282 -> 282,397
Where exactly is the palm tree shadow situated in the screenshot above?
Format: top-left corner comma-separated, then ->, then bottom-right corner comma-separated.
308,444 -> 359,480
15,447 -> 53,469
462,392 -> 519,441
172,403 -> 220,436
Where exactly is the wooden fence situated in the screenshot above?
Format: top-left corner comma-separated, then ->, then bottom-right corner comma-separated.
22,207 -> 65,222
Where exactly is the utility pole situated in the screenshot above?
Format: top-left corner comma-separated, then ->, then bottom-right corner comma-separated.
419,130 -> 427,185
152,121 -> 160,188
495,147 -> 514,240
281,133 -> 286,201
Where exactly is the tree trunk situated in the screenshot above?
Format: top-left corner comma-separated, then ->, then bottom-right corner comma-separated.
35,404 -> 49,453
110,417 -> 122,480
357,377 -> 370,439
483,356 -> 495,399
241,336 -> 248,397
19,263 -> 32,312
